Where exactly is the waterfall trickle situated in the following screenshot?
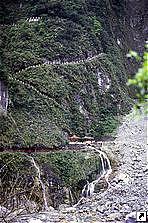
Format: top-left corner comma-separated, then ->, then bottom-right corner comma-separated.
99,150 -> 112,187
81,146 -> 112,198
100,153 -> 106,176
30,157 -> 49,211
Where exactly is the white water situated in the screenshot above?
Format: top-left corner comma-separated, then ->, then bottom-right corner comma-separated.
30,157 -> 49,211
81,146 -> 112,197
100,153 -> 105,175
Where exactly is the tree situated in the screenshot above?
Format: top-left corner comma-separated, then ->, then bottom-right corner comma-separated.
127,44 -> 148,113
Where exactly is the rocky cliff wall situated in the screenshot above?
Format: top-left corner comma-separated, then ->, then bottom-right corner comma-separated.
0,0 -> 146,148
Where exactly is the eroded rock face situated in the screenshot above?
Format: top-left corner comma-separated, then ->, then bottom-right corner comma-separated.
124,0 -> 147,54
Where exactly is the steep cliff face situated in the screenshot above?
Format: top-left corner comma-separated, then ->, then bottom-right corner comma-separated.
124,0 -> 147,54
0,0 -> 146,148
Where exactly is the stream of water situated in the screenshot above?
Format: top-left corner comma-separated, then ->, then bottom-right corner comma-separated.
81,146 -> 112,197
30,157 -> 49,211
26,147 -> 112,211
74,146 -> 112,207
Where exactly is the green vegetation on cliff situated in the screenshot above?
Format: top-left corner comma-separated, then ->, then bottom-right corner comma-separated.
0,0 -> 132,148
127,45 -> 148,112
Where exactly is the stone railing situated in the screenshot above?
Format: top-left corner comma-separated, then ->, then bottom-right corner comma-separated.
15,53 -> 104,75
26,17 -> 42,22
9,77 -> 66,112
0,17 -> 42,27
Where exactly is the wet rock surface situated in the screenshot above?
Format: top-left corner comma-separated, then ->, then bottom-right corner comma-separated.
4,111 -> 146,223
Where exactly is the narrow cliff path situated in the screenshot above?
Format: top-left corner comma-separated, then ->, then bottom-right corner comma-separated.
13,53 -> 104,76
11,110 -> 147,223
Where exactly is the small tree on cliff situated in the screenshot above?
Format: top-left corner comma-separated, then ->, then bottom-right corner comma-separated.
127,43 -> 148,113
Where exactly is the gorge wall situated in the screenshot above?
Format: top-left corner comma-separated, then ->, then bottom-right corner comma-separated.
0,0 -> 147,148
